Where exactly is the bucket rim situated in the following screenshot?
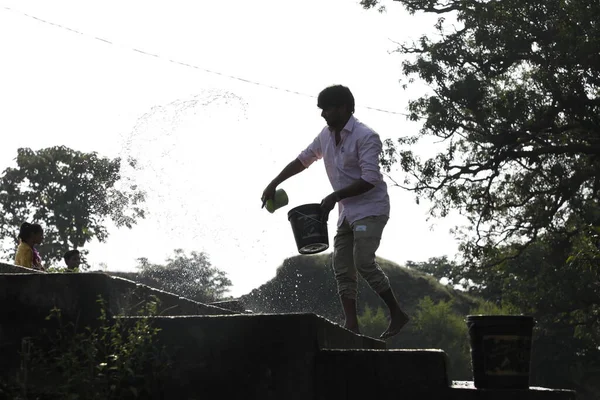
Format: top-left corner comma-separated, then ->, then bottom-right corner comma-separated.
288,203 -> 322,212
298,243 -> 329,254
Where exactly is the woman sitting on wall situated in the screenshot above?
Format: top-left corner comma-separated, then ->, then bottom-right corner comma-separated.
14,222 -> 45,271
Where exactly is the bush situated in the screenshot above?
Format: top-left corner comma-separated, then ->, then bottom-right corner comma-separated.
5,296 -> 170,400
357,305 -> 388,338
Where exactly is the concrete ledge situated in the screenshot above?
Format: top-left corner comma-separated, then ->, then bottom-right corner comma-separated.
121,313 -> 385,399
103,273 -> 234,316
0,262 -> 45,274
315,379 -> 576,400
0,273 -> 234,322
448,381 -> 576,400
316,349 -> 450,399
208,299 -> 250,313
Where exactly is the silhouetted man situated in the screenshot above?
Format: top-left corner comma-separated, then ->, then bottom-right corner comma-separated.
262,85 -> 409,339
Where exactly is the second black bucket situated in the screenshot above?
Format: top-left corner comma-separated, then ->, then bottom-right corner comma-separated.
467,315 -> 535,389
287,203 -> 329,254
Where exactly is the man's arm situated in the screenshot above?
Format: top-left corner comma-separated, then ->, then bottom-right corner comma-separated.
269,158 -> 306,187
261,158 -> 306,207
320,179 -> 375,218
333,179 -> 375,201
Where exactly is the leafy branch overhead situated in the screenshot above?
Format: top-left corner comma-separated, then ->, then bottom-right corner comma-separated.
365,0 -> 600,261
0,146 -> 146,264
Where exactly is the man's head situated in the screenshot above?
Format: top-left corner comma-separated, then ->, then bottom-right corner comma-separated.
317,85 -> 355,130
64,250 -> 81,270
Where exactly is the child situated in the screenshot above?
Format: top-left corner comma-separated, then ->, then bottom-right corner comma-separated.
63,249 -> 81,270
14,222 -> 45,271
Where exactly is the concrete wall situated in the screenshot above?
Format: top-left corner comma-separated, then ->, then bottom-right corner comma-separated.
0,264 -> 578,400
122,313 -> 386,399
0,261 -> 45,274
0,271 -> 236,381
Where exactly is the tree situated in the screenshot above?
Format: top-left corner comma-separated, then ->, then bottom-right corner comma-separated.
406,256 -> 456,282
0,146 -> 146,266
361,0 -> 600,263
135,249 -> 232,303
357,3 -> 600,392
412,296 -> 472,379
357,305 -> 389,338
408,255 -> 513,302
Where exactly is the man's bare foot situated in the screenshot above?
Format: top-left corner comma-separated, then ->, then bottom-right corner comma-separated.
344,323 -> 360,334
379,309 -> 409,340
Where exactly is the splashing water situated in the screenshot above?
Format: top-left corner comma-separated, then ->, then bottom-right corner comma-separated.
113,89 -> 299,296
121,89 -> 249,224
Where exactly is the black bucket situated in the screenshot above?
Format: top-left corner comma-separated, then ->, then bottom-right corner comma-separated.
466,315 -> 535,389
287,203 -> 329,254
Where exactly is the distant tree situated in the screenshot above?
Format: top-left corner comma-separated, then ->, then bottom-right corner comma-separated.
357,305 -> 389,338
408,255 -> 516,299
406,256 -> 458,282
411,296 -> 472,379
0,146 -> 145,266
136,249 -> 232,303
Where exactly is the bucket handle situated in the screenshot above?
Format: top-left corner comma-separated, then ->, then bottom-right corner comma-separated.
292,210 -> 326,224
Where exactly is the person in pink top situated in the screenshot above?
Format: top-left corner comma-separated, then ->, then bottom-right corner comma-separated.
262,84 -> 409,339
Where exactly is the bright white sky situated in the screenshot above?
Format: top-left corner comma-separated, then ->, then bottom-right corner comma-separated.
0,0 -> 463,297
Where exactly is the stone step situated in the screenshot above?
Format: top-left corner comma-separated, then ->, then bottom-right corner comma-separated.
315,348 -> 450,399
122,313 -> 385,399
314,352 -> 576,400
448,381 -> 576,400
0,272 -> 235,378
315,384 -> 575,400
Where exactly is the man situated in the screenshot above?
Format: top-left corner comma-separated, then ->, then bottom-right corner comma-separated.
63,249 -> 81,270
261,85 -> 409,339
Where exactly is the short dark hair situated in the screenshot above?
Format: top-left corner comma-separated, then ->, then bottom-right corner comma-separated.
64,249 -> 80,263
317,85 -> 355,113
18,222 -> 43,241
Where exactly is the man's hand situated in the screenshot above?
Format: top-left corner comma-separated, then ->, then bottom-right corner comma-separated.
261,182 -> 277,208
320,192 -> 339,222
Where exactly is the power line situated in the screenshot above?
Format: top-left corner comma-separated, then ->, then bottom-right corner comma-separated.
2,6 -> 410,117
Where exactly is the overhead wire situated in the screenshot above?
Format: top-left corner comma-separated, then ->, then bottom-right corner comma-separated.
2,6 -> 411,117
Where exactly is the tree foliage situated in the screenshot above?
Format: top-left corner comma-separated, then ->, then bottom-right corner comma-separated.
411,296 -> 471,379
363,0 -> 600,262
135,249 -> 232,303
358,2 -> 600,393
357,305 -> 389,338
0,146 -> 145,265
0,297 -> 170,399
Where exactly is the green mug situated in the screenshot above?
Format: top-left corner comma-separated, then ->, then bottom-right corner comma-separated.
266,189 -> 289,213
